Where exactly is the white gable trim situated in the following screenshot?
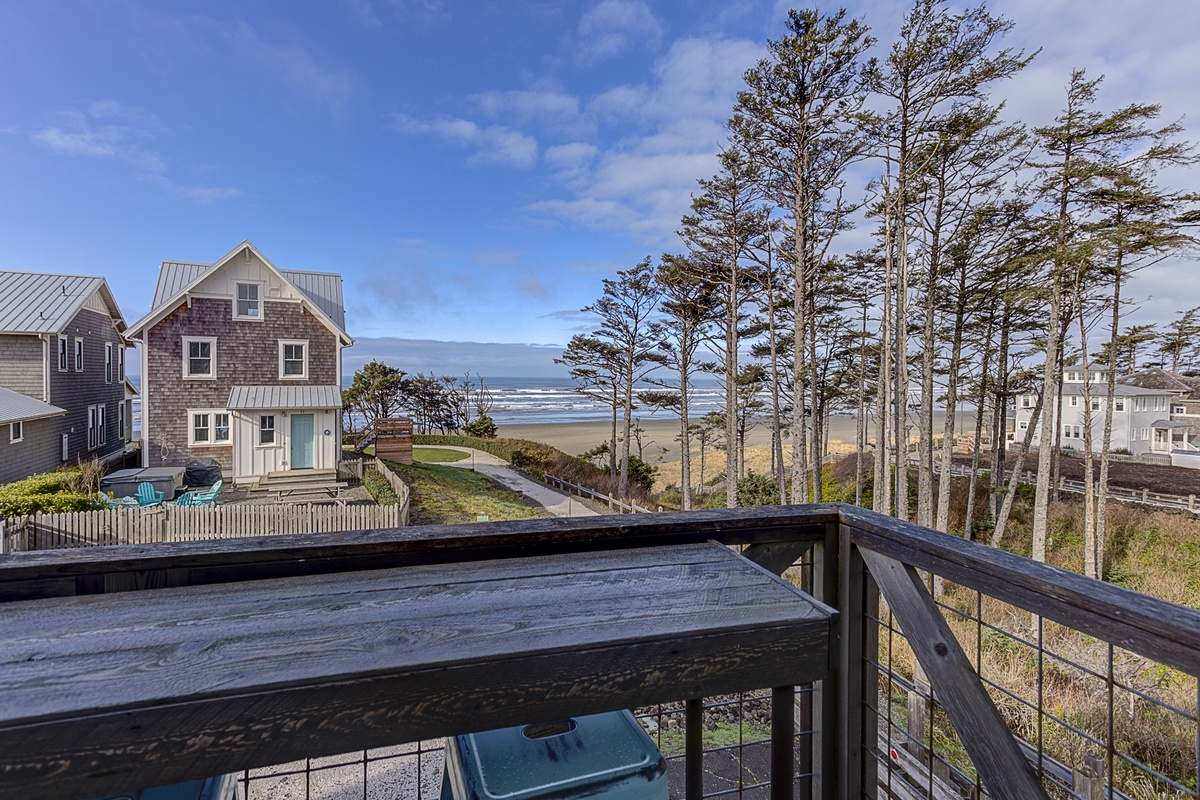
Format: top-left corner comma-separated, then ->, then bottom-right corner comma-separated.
127,241 -> 351,345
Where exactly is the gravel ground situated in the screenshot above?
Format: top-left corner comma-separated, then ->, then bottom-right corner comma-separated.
214,482 -> 375,506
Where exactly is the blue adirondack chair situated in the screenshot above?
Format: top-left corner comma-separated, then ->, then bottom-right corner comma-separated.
175,480 -> 223,507
136,482 -> 164,507
104,494 -> 139,509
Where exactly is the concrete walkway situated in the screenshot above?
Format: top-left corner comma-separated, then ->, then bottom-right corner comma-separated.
428,446 -> 599,518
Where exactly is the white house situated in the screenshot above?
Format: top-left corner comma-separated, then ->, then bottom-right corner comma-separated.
126,242 -> 353,485
1011,366 -> 1183,456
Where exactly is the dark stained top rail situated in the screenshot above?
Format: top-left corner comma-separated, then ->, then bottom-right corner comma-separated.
841,504 -> 1200,675
0,541 -> 835,800
0,505 -> 838,601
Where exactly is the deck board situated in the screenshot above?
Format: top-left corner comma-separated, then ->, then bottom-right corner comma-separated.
0,541 -> 834,799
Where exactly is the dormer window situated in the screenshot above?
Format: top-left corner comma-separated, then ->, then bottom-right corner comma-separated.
235,283 -> 261,319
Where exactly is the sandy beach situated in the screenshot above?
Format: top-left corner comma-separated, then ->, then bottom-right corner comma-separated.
499,412 -> 977,490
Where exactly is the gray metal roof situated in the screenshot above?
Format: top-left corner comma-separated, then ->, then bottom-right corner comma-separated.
150,261 -> 209,311
227,385 -> 343,410
0,387 -> 65,425
281,269 -> 346,332
145,255 -> 347,338
1152,419 -> 1193,429
0,271 -> 117,334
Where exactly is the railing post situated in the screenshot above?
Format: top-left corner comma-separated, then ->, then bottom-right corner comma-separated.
811,522 -> 839,800
772,686 -> 796,800
685,698 -> 703,800
837,524 -> 878,800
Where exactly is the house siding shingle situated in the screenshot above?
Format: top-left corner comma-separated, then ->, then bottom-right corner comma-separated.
47,308 -> 127,466
0,417 -> 62,485
0,335 -> 44,400
144,297 -> 338,471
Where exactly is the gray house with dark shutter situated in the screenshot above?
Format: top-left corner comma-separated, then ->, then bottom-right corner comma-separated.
0,271 -> 132,485
126,241 -> 353,485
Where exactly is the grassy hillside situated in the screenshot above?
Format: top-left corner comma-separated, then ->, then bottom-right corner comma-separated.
386,460 -> 547,526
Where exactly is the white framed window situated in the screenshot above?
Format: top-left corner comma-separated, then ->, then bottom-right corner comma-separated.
188,410 -> 232,446
1141,427 -> 1150,440
118,346 -> 125,381
10,421 -> 22,443
87,404 -> 100,450
105,343 -> 113,383
118,402 -> 126,441
258,414 -> 276,446
1070,396 -> 1078,407
279,339 -> 308,379
98,404 -> 106,446
1063,424 -> 1071,438
1175,405 -> 1187,415
1022,395 -> 1031,408
74,337 -> 84,371
1018,420 -> 1027,430
183,336 -> 217,378
57,336 -> 69,371
1090,397 -> 1100,411
1114,399 -> 1125,412
235,282 -> 262,320
1073,425 -> 1081,439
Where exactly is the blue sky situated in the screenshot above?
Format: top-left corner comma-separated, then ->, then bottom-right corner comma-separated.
3,1 -> 1199,377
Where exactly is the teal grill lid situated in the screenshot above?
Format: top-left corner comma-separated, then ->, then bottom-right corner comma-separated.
456,710 -> 665,800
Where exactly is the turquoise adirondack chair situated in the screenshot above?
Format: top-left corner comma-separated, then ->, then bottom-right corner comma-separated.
136,482 -> 164,507
175,480 -> 223,507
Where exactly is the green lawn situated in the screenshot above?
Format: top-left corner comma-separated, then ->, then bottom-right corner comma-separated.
412,446 -> 469,463
386,460 -> 546,525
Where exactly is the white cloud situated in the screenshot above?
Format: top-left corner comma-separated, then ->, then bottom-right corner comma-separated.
30,101 -> 238,204
472,85 -> 589,137
217,20 -> 360,116
532,36 -> 763,244
389,114 -> 538,167
577,0 -> 662,64
143,174 -> 240,204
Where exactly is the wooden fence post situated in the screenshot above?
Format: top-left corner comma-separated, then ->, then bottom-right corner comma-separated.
1072,753 -> 1103,800
1190,495 -> 1195,513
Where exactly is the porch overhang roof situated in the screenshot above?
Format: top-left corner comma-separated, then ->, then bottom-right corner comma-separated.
226,385 -> 342,411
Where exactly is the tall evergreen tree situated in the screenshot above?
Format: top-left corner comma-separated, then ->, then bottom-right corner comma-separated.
733,6 -> 872,504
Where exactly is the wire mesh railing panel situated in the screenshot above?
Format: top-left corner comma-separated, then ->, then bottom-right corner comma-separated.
866,573 -> 1199,800
240,740 -> 446,800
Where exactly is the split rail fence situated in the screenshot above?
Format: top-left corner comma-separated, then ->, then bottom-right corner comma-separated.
930,461 -> 1200,514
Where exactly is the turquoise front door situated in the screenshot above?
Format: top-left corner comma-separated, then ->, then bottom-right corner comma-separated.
290,414 -> 315,469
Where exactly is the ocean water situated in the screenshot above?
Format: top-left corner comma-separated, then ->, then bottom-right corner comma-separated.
480,377 -> 727,425
131,377 -> 728,433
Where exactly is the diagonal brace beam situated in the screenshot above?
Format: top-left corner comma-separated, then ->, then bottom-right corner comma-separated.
860,549 -> 1050,800
743,541 -> 814,576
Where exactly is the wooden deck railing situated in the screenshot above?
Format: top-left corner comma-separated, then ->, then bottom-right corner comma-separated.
1,505 -> 1197,799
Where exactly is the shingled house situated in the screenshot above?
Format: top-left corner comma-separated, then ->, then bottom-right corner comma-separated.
0,271 -> 132,485
126,242 -> 353,485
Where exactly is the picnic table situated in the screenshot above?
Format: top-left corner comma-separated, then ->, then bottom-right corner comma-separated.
268,480 -> 349,504
0,540 -> 835,799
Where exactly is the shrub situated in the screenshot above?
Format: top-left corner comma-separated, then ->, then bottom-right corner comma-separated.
463,415 -> 498,439
0,467 -> 107,517
362,468 -> 399,505
738,471 -> 781,506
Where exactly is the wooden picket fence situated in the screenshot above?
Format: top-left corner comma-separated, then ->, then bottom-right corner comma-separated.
1,502 -> 406,552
